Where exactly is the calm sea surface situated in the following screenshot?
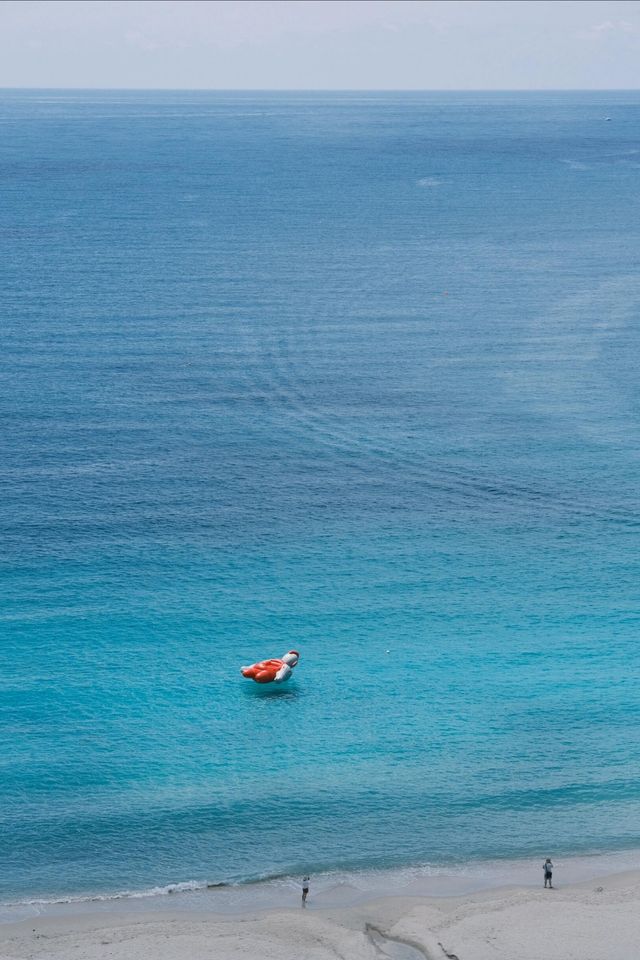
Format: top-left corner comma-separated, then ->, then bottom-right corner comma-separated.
2,90 -> 640,904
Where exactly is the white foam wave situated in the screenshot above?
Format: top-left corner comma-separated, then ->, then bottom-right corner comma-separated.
417,177 -> 442,187
8,880 -> 207,908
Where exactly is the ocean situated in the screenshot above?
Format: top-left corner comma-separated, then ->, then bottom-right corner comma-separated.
2,89 -> 640,910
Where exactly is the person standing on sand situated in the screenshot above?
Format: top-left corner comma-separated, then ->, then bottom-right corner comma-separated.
543,858 -> 553,888
302,876 -> 310,906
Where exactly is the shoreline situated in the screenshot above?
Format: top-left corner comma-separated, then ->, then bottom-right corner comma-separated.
6,847 -> 640,916
3,866 -> 640,959
4,846 -> 640,922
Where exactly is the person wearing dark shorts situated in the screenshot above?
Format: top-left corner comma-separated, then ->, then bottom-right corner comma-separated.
543,858 -> 553,888
302,876 -> 310,906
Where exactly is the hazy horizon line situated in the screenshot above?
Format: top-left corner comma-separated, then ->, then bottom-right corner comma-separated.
2,86 -> 639,93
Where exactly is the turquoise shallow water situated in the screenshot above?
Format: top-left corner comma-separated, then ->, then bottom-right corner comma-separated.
2,90 -> 640,903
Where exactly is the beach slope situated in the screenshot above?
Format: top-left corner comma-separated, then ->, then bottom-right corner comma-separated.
2,870 -> 640,960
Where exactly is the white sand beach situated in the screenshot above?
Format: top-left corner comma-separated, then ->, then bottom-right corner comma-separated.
2,869 -> 640,960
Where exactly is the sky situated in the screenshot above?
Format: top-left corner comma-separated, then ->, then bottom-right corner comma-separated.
1,0 -> 640,89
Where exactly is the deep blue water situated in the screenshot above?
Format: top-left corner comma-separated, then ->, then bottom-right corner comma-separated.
2,90 -> 640,903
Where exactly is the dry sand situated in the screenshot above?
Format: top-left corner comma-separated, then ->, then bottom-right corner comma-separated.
2,869 -> 639,960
